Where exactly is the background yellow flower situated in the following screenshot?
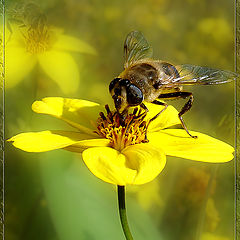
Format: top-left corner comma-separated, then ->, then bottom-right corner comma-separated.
6,9 -> 96,93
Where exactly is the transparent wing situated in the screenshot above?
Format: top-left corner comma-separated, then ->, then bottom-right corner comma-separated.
124,31 -> 153,69
164,64 -> 238,86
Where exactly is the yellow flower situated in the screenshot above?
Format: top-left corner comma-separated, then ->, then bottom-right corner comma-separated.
6,24 -> 96,93
8,97 -> 234,185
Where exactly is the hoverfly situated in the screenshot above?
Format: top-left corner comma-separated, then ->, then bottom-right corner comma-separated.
109,31 -> 237,138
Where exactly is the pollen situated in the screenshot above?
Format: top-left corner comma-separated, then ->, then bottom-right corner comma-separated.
95,105 -> 148,151
24,25 -> 52,54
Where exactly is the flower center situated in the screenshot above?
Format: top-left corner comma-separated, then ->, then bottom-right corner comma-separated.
24,24 -> 52,54
95,105 -> 148,151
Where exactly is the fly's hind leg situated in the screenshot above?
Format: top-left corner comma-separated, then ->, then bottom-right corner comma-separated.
158,92 -> 197,139
178,94 -> 197,138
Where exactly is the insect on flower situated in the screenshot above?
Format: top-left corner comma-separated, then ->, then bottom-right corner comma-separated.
109,31 -> 237,138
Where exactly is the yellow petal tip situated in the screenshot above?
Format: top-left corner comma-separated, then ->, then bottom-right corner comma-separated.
32,100 -> 43,112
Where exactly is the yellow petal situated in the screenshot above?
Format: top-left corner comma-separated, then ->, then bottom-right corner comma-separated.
122,144 -> 166,185
38,50 -> 80,94
32,97 -> 103,135
6,24 -> 26,47
82,144 -> 166,185
53,34 -> 96,55
8,130 -> 93,152
144,102 -> 180,131
6,46 -> 36,88
82,147 -> 137,185
64,138 -> 110,153
148,129 -> 234,162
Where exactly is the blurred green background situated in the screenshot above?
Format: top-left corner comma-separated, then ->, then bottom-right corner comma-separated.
5,0 -> 235,239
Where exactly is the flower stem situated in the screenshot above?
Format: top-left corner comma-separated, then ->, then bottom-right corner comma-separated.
117,185 -> 134,240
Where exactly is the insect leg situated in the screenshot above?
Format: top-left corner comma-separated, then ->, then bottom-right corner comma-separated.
140,102 -> 149,112
149,100 -> 168,123
133,103 -> 150,142
144,100 -> 168,142
158,92 -> 197,138
131,103 -> 149,121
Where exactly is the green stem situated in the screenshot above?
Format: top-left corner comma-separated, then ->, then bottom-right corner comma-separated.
117,185 -> 134,240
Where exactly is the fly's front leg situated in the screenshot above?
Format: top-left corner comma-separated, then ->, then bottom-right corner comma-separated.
138,103 -> 150,142
140,102 -> 149,114
158,91 -> 197,139
144,100 -> 168,142
131,103 -> 149,121
148,100 -> 168,124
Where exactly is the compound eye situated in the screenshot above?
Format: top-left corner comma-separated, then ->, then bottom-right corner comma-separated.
109,78 -> 121,92
126,84 -> 143,106
114,87 -> 121,96
119,79 -> 130,86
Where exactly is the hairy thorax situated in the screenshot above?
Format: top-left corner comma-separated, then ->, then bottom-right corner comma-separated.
119,60 -> 177,102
